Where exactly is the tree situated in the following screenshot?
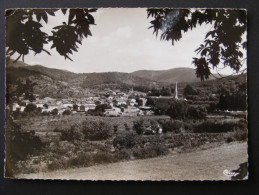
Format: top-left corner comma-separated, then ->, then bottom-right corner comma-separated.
62,109 -> 71,115
6,8 -> 97,62
51,108 -> 59,115
183,84 -> 197,96
24,103 -> 37,112
166,100 -> 188,119
95,104 -> 112,112
16,79 -> 36,102
147,9 -> 247,80
73,104 -> 79,111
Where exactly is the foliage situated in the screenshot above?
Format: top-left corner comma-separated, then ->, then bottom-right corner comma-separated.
146,97 -> 156,106
133,119 -> 160,135
82,120 -> 112,141
166,100 -> 189,119
187,106 -> 207,119
147,9 -> 247,80
194,119 -> 246,133
113,132 -> 136,149
183,84 -> 197,96
62,109 -> 72,115
51,108 -> 59,115
95,104 -> 112,112
60,124 -> 85,142
5,118 -> 45,177
113,124 -> 118,133
24,103 -> 37,112
85,109 -> 104,116
218,93 -> 246,111
133,119 -> 147,135
6,8 -> 97,61
132,144 -> 169,159
73,104 -> 78,111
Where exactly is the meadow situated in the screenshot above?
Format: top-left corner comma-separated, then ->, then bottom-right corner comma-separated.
6,113 -> 247,177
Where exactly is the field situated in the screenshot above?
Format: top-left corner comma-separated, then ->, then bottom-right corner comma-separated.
6,113 -> 247,178
17,142 -> 247,180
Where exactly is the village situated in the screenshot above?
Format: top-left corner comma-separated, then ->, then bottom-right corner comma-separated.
11,84 -> 182,117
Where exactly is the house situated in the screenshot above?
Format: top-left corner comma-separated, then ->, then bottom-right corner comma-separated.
85,103 -> 96,110
12,103 -> 20,111
36,103 -> 44,108
138,98 -> 147,107
115,99 -> 127,106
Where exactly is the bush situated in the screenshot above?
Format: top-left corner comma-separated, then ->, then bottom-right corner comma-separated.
132,144 -> 169,159
24,103 -> 37,113
60,125 -> 84,142
113,132 -> 136,149
160,120 -> 182,133
133,119 -> 159,135
51,108 -> 59,115
187,106 -> 207,119
62,109 -> 72,115
82,120 -> 112,141
5,118 -> 46,177
166,100 -> 188,119
65,152 -> 93,168
133,119 -> 146,135
114,149 -> 131,160
194,119 -> 246,133
92,152 -> 116,164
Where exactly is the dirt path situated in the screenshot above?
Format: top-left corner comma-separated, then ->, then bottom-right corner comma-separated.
18,142 -> 247,180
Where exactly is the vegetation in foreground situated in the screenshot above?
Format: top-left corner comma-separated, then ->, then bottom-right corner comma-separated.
5,113 -> 246,177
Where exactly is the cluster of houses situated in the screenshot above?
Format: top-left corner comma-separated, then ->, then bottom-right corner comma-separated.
11,88 -> 154,116
11,83 -> 183,117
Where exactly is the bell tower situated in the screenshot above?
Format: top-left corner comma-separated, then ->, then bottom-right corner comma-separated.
175,82 -> 178,99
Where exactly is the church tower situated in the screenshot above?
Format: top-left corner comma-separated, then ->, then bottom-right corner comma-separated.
175,82 -> 178,99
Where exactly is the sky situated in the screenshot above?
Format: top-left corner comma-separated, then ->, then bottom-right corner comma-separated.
11,8 -> 245,75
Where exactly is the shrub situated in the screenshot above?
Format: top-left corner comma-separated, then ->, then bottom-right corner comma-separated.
124,123 -> 130,131
60,125 -> 84,142
114,149 -> 131,160
133,119 -> 158,134
113,125 -> 118,133
82,120 -> 112,141
92,152 -> 116,164
159,119 -> 195,133
24,103 -> 37,113
62,109 -> 72,115
5,118 -> 46,177
132,144 -> 169,159
194,119 -> 246,133
187,106 -> 207,119
133,119 -> 146,135
113,132 -> 136,149
65,152 -> 93,168
51,108 -> 59,115
166,100 -> 188,119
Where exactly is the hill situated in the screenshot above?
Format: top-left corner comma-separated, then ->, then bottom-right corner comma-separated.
132,67 -> 219,83
81,72 -> 159,89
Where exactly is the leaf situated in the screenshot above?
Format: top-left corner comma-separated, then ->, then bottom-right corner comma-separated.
61,9 -> 67,15
87,13 -> 95,24
46,9 -> 56,16
35,14 -> 41,22
42,12 -> 48,23
87,28 -> 92,36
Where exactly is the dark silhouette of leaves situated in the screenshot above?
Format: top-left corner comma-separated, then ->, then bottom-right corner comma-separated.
6,8 -> 97,61
147,8 -> 247,80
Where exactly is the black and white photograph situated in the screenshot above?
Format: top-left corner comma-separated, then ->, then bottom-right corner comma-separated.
5,8 -> 247,180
